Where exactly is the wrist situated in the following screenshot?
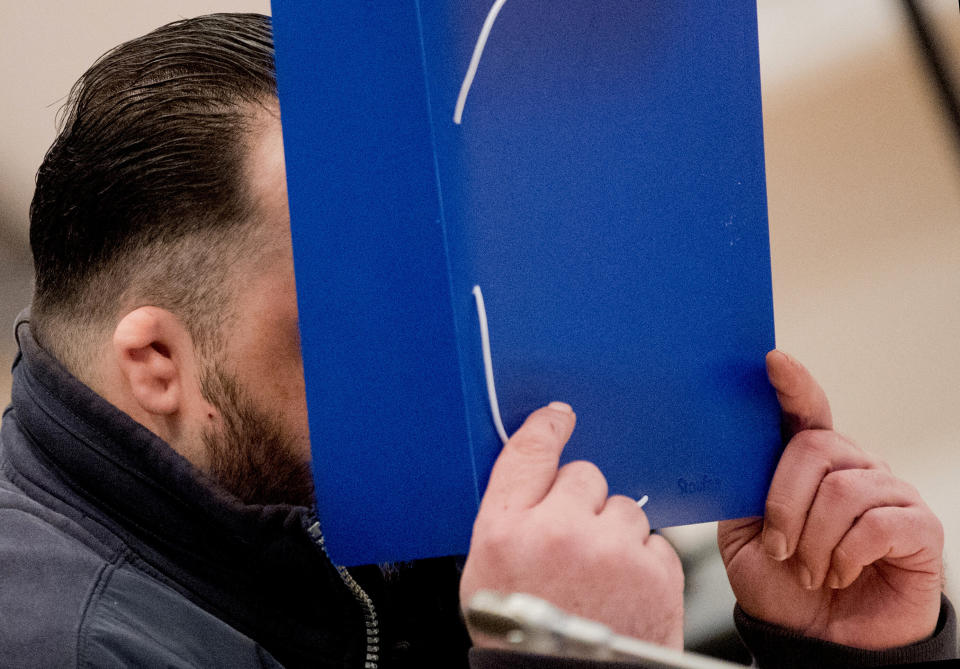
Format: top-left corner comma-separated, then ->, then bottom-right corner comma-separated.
734,595 -> 958,669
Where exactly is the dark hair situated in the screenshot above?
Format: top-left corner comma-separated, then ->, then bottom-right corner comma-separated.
29,13 -> 276,373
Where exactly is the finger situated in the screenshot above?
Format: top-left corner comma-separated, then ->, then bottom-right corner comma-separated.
793,469 -> 920,589
599,494 -> 651,537
480,403 -> 576,511
766,350 -> 833,436
762,429 -> 883,561
826,506 -> 944,590
546,460 -> 609,514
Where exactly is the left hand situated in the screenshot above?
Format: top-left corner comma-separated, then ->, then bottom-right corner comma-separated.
718,350 -> 944,649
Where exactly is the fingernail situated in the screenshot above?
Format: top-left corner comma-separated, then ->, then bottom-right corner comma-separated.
548,401 -> 573,414
763,528 -> 788,561
769,349 -> 788,363
799,565 -> 814,590
826,572 -> 842,589
773,349 -> 798,366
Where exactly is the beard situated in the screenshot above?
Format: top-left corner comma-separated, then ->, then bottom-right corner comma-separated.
199,364 -> 315,508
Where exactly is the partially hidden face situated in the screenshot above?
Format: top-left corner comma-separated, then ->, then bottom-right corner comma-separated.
199,107 -> 315,507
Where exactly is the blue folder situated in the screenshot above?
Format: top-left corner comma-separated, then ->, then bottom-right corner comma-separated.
273,0 -> 782,567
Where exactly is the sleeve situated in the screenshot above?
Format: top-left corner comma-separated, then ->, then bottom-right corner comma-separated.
734,594 -> 958,669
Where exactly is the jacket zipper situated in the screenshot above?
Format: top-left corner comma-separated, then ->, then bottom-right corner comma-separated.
306,519 -> 380,669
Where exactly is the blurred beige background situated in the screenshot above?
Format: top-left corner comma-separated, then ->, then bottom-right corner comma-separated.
1,0 -> 958,650
759,0 -> 960,607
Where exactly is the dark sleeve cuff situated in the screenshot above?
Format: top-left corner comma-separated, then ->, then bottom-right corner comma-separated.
734,594 -> 958,668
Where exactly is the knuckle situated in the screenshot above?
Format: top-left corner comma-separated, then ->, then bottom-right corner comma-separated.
864,451 -> 892,472
764,494 -> 793,525
470,515 -> 528,564
561,460 -> 606,485
789,429 -> 834,461
474,517 -> 517,557
898,478 -> 921,501
606,494 -> 639,512
529,409 -> 569,436
601,496 -> 650,537
857,507 -> 892,537
818,469 -> 860,505
832,430 -> 862,451
512,430 -> 558,459
557,461 -> 609,501
929,514 -> 945,551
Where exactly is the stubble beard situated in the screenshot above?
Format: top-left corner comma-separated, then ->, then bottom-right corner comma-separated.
200,364 -> 315,508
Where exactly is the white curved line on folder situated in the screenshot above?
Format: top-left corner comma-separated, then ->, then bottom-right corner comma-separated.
454,0 -> 509,125
472,284 -> 649,506
472,285 -> 509,445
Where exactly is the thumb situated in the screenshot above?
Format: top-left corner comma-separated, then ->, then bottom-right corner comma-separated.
479,402 -> 576,512
766,350 -> 833,438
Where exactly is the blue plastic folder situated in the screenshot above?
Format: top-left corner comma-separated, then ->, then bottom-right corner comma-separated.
272,0 -> 782,567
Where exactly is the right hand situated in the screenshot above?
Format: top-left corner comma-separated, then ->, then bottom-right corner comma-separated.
718,351 -> 944,649
459,402 -> 684,649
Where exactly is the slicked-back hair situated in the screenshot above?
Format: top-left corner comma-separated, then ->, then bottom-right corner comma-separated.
29,13 -> 276,376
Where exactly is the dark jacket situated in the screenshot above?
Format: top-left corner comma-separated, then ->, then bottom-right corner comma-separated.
1,312 -> 955,668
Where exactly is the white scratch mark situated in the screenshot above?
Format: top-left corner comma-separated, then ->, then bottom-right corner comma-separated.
454,0 -> 510,125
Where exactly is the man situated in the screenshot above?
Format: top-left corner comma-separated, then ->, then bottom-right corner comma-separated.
1,12 -> 955,669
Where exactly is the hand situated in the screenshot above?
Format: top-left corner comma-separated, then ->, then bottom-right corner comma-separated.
718,350 -> 944,649
460,402 -> 684,649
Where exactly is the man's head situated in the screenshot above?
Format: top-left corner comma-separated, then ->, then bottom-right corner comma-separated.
29,13 -> 313,507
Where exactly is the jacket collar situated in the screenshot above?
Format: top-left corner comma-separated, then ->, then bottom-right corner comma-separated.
7,311 -> 366,667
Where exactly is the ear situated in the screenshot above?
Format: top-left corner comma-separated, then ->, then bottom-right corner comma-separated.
112,307 -> 194,416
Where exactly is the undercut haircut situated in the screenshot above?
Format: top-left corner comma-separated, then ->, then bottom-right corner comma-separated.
29,13 -> 277,377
